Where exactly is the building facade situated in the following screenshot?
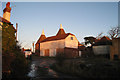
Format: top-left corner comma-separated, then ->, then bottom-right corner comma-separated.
35,24 -> 79,58
93,36 -> 112,55
35,30 -> 46,56
110,38 -> 120,60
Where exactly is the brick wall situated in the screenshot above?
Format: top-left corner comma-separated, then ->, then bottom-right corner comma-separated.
55,47 -> 79,58
64,47 -> 79,58
110,38 -> 120,60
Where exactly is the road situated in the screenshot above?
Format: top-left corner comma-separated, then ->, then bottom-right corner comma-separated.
28,55 -> 79,80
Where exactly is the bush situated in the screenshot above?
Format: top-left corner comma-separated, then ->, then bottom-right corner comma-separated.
2,44 -> 30,79
2,22 -> 30,79
10,45 -> 30,79
51,57 -> 120,79
55,53 -> 65,66
10,55 -> 29,77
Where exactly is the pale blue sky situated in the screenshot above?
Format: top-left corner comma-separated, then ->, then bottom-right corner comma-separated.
1,2 -> 118,49
1,0 -> 119,2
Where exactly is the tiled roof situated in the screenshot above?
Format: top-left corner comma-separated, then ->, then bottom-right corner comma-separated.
78,44 -> 84,46
100,36 -> 111,41
56,28 -> 65,36
41,33 -> 74,43
93,36 -> 112,46
0,16 -> 10,23
95,36 -> 111,43
0,16 -> 16,32
36,35 -> 46,44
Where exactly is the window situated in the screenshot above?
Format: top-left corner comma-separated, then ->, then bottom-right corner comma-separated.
71,37 -> 73,40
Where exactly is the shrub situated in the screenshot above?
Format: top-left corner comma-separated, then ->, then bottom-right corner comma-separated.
55,53 -> 65,66
10,45 -> 30,79
51,57 -> 120,79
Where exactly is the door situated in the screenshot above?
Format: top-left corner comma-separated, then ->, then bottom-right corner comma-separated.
45,49 -> 49,56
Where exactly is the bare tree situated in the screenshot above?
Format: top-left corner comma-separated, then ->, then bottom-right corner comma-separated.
108,26 -> 120,39
96,32 -> 103,39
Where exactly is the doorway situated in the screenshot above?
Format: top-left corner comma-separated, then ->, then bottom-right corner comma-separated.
45,49 -> 49,56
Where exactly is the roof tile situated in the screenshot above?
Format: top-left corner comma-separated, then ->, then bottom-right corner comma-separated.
41,33 -> 74,43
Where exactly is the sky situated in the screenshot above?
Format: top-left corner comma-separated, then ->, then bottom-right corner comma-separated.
1,0 -> 120,2
1,2 -> 118,50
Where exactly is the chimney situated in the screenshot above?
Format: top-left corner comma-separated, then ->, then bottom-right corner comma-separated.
3,2 -> 11,22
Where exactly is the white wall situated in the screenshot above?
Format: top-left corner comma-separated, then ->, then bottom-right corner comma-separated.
40,50 -> 44,56
40,34 -> 79,56
50,49 -> 56,56
79,51 -> 82,56
93,45 -> 110,55
65,35 -> 78,48
40,39 -> 65,56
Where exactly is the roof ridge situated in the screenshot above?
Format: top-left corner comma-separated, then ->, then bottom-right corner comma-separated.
40,33 -> 73,43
